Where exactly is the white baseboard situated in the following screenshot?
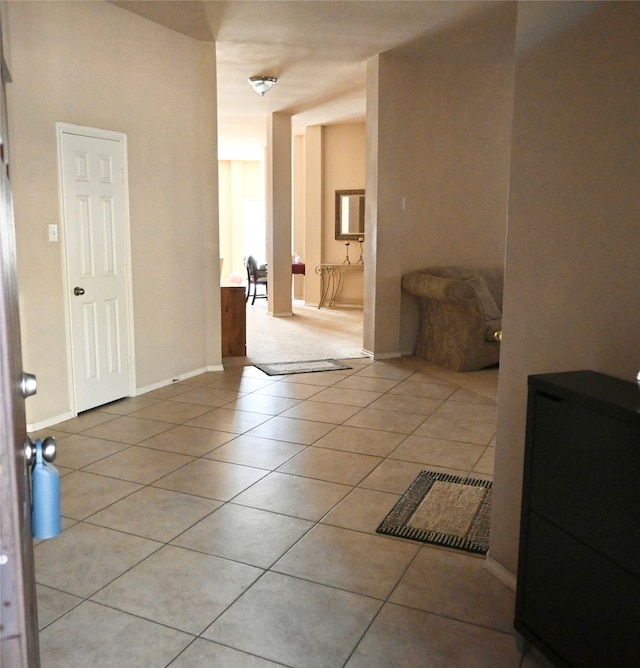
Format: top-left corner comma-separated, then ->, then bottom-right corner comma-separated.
304,301 -> 363,309
484,553 -> 517,591
135,366 -> 211,396
268,311 -> 294,317
361,349 -> 402,361
28,366 -> 221,432
28,411 -> 76,433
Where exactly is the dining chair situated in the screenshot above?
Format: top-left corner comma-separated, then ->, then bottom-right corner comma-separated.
244,255 -> 268,305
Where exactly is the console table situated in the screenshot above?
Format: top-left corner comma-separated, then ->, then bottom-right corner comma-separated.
515,370 -> 640,667
315,263 -> 363,308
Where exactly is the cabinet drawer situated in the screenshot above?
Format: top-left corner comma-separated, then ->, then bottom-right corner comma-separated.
528,393 -> 640,577
517,513 -> 640,668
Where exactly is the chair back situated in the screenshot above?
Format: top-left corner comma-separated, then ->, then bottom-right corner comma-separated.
245,255 -> 259,280
244,255 -> 268,303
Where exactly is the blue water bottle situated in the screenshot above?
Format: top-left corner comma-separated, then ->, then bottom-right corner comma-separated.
32,437 -> 61,539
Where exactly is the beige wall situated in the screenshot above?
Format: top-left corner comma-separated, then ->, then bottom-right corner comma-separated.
492,0 -> 640,575
322,124 -> 366,305
266,112 -> 293,317
7,1 -> 220,426
292,135 -> 305,299
301,126 -> 324,306
365,3 -> 517,357
289,123 -> 366,307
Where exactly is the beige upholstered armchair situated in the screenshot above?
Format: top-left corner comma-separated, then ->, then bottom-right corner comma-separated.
401,266 -> 503,372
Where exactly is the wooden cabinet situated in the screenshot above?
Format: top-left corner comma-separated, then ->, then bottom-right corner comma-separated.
515,371 -> 640,668
220,285 -> 246,357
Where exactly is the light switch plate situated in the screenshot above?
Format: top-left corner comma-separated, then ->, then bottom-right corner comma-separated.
48,224 -> 58,242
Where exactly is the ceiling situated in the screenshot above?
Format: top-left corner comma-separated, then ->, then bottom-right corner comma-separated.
111,1 -> 488,159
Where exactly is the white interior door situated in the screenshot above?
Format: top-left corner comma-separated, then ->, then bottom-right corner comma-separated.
58,126 -> 133,413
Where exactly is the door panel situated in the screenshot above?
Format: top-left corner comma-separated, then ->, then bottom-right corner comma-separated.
0,25 -> 40,665
59,129 -> 132,413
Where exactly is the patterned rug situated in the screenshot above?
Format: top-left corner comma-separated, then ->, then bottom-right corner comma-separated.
254,359 -> 352,376
376,470 -> 492,554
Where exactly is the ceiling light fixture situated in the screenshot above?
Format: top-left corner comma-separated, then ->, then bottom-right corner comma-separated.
248,75 -> 278,96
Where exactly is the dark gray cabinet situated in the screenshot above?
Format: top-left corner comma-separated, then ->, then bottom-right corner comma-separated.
515,371 -> 640,667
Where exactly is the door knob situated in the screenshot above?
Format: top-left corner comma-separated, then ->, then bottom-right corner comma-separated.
41,436 -> 57,463
25,436 -> 36,465
73,286 -> 85,296
21,372 -> 37,398
25,436 -> 56,466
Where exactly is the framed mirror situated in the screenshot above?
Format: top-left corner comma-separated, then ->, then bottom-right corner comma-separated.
335,189 -> 365,240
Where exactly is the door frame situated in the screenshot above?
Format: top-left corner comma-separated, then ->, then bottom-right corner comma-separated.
56,122 -> 136,415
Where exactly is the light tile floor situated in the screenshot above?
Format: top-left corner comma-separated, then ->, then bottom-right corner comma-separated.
32,356 -> 553,667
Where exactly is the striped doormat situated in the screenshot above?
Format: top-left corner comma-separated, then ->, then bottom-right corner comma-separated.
376,470 -> 492,555
253,359 -> 352,376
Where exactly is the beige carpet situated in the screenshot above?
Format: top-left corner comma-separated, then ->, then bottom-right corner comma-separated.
243,299 -> 365,365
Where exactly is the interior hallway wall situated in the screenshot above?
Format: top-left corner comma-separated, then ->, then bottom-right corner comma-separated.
492,0 -> 640,577
292,136 -> 305,299
266,112 -> 292,317
7,1 -> 220,425
292,124 -> 366,307
302,126 -> 323,307
365,2 -> 517,357
322,123 -> 366,306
